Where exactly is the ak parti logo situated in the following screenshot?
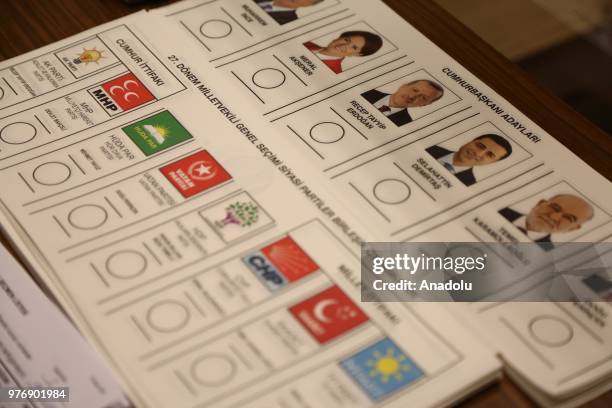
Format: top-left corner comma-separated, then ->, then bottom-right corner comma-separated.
160,150 -> 232,198
290,286 -> 368,344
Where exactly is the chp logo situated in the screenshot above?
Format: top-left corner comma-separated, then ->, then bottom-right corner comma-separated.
88,73 -> 154,115
160,150 -> 231,198
290,286 -> 368,344
243,236 -> 319,291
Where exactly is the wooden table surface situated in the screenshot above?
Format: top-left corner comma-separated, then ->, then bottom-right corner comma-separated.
0,0 -> 610,407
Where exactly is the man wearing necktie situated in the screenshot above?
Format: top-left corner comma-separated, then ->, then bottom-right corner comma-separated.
499,194 -> 594,251
254,0 -> 324,25
361,80 -> 444,127
426,134 -> 513,186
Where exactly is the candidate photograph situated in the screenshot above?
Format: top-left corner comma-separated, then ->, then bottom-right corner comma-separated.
499,193 -> 595,251
254,0 -> 326,25
361,79 -> 446,127
303,30 -> 384,74
426,133 -> 513,187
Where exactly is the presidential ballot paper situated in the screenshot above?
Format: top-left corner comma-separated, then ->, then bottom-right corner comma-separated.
0,0 -> 609,407
0,244 -> 129,408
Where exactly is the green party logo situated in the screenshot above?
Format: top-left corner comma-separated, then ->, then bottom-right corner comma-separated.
122,110 -> 193,156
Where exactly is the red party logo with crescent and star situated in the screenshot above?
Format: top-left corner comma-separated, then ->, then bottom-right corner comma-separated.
290,286 -> 368,344
160,150 -> 232,198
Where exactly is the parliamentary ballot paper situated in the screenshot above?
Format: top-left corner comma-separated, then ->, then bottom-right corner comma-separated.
0,0 -> 610,407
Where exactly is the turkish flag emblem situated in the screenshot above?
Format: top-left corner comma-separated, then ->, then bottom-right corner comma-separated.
101,73 -> 155,111
160,150 -> 232,198
290,286 -> 368,344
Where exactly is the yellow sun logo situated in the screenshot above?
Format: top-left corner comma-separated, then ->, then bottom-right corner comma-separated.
77,47 -> 105,64
366,348 -> 414,384
153,125 -> 169,138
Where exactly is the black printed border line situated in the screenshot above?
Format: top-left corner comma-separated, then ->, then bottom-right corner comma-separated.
3,109 -> 167,176
215,12 -> 357,68
398,167 -> 553,240
88,192 -> 277,307
26,144 -> 198,215
263,54 -> 407,117
98,215 -> 358,312
272,54 -> 308,86
55,160 -> 236,253
15,109 -> 191,205
349,181 -> 390,222
115,219 -> 347,362
424,120 -> 534,185
176,310 -> 375,406
330,110 -> 478,179
179,20 -> 212,52
478,245 -> 612,375
0,197 -> 149,408
472,229 -> 612,305
0,196 -> 462,408
270,58 -> 414,123
53,33 -> 123,81
300,19 -> 399,77
226,306 -> 464,408
148,282 -> 456,408
460,179 -> 612,249
0,68 -> 185,162
308,66 -> 467,169
64,187 -> 241,261
0,32 -> 120,111
24,137 -> 194,208
165,0 -> 220,17
357,120 -> 536,216
286,124 -> 324,159
2,22 -> 186,112
349,66 -> 464,127
231,70 -> 265,104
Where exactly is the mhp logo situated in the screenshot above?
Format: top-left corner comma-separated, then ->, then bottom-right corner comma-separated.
88,73 -> 154,116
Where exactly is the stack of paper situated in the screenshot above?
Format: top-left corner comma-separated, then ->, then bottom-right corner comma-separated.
0,0 -> 610,406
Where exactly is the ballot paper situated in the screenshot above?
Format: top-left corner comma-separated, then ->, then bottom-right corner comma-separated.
0,7 -> 499,408
155,0 -> 612,406
0,244 -> 129,408
0,0 -> 609,407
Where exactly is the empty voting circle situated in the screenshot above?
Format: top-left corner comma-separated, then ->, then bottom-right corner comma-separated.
106,250 -> 148,279
373,179 -> 411,204
32,161 -> 72,186
0,122 -> 37,145
68,204 -> 108,230
252,68 -> 286,89
190,354 -> 237,387
200,20 -> 232,39
146,300 -> 191,333
528,316 -> 574,347
309,122 -> 345,144
0,86 -> 4,100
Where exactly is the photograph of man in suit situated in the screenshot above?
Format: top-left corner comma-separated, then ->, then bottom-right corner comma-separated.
426,134 -> 513,186
254,0 -> 324,25
303,30 -> 383,74
361,80 -> 444,127
499,194 -> 594,251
